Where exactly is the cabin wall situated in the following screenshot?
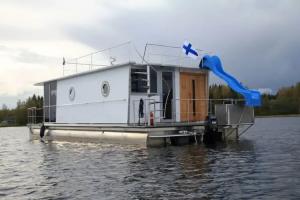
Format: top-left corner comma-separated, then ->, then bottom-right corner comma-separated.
56,66 -> 130,123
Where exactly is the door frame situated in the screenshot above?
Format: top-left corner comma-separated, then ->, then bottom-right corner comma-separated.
159,70 -> 175,121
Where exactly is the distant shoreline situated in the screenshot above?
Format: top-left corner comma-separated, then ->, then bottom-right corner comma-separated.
0,125 -> 22,128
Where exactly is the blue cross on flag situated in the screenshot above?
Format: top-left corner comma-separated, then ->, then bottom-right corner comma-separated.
182,41 -> 198,60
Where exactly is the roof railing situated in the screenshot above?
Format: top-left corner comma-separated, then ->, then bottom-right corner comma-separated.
62,42 -> 211,76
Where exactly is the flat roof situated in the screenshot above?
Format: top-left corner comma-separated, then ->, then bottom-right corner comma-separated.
35,62 -> 204,86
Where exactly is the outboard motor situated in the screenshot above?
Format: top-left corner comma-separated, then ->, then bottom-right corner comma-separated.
203,115 -> 221,145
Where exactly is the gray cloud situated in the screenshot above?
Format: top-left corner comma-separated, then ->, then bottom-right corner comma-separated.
0,45 -> 58,65
0,0 -> 300,108
63,0 -> 300,91
14,49 -> 58,65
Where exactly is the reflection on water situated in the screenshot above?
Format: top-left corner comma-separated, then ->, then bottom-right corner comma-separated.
0,117 -> 300,199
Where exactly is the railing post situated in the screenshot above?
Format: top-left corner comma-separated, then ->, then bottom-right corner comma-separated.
153,99 -> 156,122
147,100 -> 150,126
27,109 -> 30,124
34,108 -> 36,124
146,65 -> 150,95
133,100 -> 136,125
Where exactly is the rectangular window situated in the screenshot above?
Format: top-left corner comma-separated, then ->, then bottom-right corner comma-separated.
50,81 -> 57,122
44,83 -> 50,122
150,68 -> 157,93
162,72 -> 173,119
44,81 -> 57,122
131,68 -> 147,93
131,67 -> 157,93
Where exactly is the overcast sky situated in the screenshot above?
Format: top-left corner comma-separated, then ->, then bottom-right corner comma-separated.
0,0 -> 299,108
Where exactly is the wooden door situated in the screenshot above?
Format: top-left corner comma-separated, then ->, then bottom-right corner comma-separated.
180,72 -> 208,122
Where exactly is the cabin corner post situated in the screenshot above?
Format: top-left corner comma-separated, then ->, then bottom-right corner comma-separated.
147,64 -> 151,126
174,69 -> 181,122
147,65 -> 150,95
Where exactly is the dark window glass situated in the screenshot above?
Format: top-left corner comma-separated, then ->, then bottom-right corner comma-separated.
44,83 -> 50,122
131,68 -> 147,93
50,81 -> 57,122
162,72 -> 173,119
44,81 -> 57,122
150,68 -> 157,93
131,67 -> 157,93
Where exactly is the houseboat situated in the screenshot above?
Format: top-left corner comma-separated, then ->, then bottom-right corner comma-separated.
28,43 -> 260,146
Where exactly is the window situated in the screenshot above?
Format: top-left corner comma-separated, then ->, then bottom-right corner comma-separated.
131,67 -> 157,93
131,68 -> 147,93
162,72 -> 173,119
68,87 -> 75,101
150,68 -> 157,93
101,81 -> 110,97
44,83 -> 50,122
44,81 -> 57,122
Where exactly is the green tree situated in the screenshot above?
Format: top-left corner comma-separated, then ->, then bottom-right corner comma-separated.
210,82 -> 300,116
0,95 -> 43,126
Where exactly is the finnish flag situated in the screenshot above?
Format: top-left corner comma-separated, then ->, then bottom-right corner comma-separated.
182,41 -> 198,60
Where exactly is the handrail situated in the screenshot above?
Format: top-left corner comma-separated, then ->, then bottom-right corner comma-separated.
62,42 -> 211,77
131,98 -> 245,125
27,107 -> 43,124
28,98 -> 247,126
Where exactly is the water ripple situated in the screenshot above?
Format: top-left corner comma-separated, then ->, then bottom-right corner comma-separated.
0,117 -> 300,199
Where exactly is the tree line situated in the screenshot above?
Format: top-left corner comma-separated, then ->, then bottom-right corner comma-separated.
0,82 -> 299,126
0,95 -> 43,126
210,82 -> 300,116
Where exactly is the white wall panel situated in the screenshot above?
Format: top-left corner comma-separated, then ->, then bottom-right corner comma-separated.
56,66 -> 130,123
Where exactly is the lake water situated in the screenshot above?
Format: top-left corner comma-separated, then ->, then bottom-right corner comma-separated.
0,117 -> 300,199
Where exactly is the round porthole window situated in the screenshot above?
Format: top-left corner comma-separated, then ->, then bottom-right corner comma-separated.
101,81 -> 110,97
68,87 -> 75,101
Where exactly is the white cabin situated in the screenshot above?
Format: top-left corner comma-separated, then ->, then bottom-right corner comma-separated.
36,62 -> 209,125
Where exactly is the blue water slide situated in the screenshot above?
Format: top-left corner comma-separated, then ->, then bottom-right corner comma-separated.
200,55 -> 261,107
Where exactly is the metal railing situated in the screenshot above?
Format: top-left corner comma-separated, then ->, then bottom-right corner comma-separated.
28,98 -> 245,126
27,107 -> 43,124
62,42 -> 211,76
131,98 -> 245,125
28,99 -> 128,125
